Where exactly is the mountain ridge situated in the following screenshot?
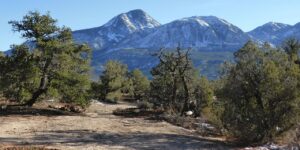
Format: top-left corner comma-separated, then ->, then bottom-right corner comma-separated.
112,16 -> 250,51
71,10 -> 300,52
5,9 -> 300,79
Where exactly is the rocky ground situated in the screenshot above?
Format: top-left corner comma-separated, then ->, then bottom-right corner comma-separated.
0,101 -> 231,150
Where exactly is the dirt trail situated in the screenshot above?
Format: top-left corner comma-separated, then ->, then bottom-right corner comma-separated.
0,102 -> 230,150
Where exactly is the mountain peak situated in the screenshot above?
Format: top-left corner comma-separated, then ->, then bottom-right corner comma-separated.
251,22 -> 290,32
125,9 -> 147,16
103,9 -> 160,30
73,9 -> 161,50
263,22 -> 290,29
248,22 -> 292,43
175,16 -> 210,27
266,21 -> 281,25
200,16 -> 233,26
175,16 -> 234,27
249,22 -> 291,35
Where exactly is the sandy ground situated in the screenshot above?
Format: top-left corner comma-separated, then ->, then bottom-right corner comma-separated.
0,101 -> 230,150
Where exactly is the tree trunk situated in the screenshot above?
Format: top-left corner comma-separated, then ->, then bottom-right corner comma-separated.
170,76 -> 177,110
24,72 -> 48,106
24,88 -> 47,106
181,76 -> 190,116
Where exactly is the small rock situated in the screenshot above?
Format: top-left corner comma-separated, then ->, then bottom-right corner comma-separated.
185,110 -> 193,116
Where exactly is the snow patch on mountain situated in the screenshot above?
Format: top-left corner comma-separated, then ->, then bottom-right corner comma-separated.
113,16 -> 249,51
72,9 -> 161,51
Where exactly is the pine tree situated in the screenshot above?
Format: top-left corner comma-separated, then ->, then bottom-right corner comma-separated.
2,11 -> 91,106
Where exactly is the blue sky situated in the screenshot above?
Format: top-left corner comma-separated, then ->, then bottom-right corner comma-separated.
1,0 -> 300,50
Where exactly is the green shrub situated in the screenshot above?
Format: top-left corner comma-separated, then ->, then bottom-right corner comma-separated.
220,41 -> 300,144
106,91 -> 122,103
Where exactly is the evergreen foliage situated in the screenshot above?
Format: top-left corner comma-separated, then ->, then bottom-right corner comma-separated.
193,77 -> 214,117
130,69 -> 150,100
0,45 -> 39,102
99,60 -> 128,102
220,41 -> 300,144
0,11 -> 91,106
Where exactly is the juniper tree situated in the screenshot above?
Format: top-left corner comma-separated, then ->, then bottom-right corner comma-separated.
2,11 -> 91,106
220,41 -> 300,144
130,69 -> 150,100
99,60 -> 128,102
193,76 -> 214,117
150,47 -> 212,115
0,45 -> 39,102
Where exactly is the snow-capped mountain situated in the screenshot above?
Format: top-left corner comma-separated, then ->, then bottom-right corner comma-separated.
115,16 -> 250,51
6,9 -> 300,79
84,13 -> 251,79
248,22 -> 300,45
248,22 -> 291,44
66,10 -> 300,79
72,9 -> 160,51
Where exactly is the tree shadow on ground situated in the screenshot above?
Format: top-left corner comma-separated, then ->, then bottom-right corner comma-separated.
113,107 -> 164,118
0,105 -> 75,116
0,129 -> 233,149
